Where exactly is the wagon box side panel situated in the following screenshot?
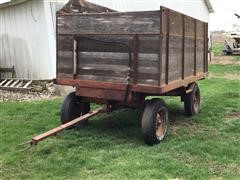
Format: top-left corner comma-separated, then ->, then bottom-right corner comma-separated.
57,11 -> 161,87
56,7 -> 208,101
151,6 -> 208,95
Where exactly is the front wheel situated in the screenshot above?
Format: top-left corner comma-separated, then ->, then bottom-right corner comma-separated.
184,83 -> 200,116
60,92 -> 90,127
141,99 -> 169,146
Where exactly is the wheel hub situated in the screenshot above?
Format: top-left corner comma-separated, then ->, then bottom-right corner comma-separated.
193,92 -> 199,113
155,110 -> 166,140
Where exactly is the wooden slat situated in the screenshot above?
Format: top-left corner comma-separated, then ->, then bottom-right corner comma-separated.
76,75 -> 126,83
165,9 -> 170,84
169,11 -> 183,36
205,23 -> 209,72
4,80 -> 13,87
16,81 -> 23,87
185,16 -> 195,37
196,39 -> 204,72
59,52 -> 159,67
58,35 -> 161,54
58,11 -> 160,34
10,80 -> 20,87
76,87 -> 126,101
133,35 -> 139,84
194,20 -> 197,76
0,79 -> 7,86
57,73 -> 74,79
158,8 -> 163,86
23,80 -> 32,88
196,21 -> 204,38
78,64 -> 128,72
184,37 -> 195,77
181,14 -> 185,80
168,36 -> 182,82
77,69 -> 128,77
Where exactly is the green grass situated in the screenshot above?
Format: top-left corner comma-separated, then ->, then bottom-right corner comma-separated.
212,43 -> 224,56
209,64 -> 240,74
235,56 -> 240,61
1,64 -> 240,179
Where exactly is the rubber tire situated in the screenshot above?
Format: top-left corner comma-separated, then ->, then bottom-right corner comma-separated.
60,92 -> 90,127
184,84 -> 200,116
141,99 -> 169,146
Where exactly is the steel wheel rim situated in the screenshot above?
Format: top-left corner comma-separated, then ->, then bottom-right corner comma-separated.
193,91 -> 199,113
155,109 -> 166,140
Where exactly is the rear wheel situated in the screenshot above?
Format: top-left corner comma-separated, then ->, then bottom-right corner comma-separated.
184,83 -> 200,116
60,92 -> 90,127
141,99 -> 169,146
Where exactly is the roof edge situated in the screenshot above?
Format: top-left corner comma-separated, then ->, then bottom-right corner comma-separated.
204,0 -> 214,13
0,0 -> 28,9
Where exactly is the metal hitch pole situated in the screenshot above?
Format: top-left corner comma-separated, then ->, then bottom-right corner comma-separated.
31,107 -> 104,145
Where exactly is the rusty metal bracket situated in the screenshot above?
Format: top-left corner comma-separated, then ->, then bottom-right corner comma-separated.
31,107 -> 106,145
185,83 -> 196,94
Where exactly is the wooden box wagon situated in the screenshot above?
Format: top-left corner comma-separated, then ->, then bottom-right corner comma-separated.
32,1 -> 208,146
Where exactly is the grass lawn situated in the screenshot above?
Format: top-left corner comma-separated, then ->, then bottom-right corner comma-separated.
235,56 -> 240,61
212,43 -> 224,56
1,62 -> 240,179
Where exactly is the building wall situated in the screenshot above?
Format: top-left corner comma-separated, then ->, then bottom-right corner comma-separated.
0,0 -> 55,79
89,0 -> 210,22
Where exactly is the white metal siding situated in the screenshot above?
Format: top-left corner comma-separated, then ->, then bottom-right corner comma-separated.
89,0 -> 210,22
0,0 -> 54,79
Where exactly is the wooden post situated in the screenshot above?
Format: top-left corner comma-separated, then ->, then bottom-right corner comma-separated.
181,15 -> 185,80
158,7 -> 163,86
194,19 -> 197,76
165,9 -> 170,85
133,34 -> 139,84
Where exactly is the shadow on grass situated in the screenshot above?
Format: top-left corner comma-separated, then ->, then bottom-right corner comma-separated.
55,102 -> 191,148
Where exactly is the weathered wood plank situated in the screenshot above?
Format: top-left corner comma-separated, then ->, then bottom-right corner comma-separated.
169,11 -> 183,36
57,73 -> 73,79
76,75 -> 126,83
77,68 -> 128,77
58,35 -> 161,54
58,11 -> 160,34
58,51 -> 73,70
185,16 -> 195,37
196,21 -> 204,38
196,39 -> 204,72
57,35 -> 73,51
78,63 -> 129,72
184,37 -> 195,77
168,35 -> 182,81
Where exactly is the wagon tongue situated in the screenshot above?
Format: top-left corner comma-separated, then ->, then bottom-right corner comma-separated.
30,107 -> 106,145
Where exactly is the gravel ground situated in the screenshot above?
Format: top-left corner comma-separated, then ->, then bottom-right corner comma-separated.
0,89 -> 59,102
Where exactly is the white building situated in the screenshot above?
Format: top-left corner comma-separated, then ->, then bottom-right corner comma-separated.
89,0 -> 214,23
0,0 -> 67,79
0,0 -> 213,80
